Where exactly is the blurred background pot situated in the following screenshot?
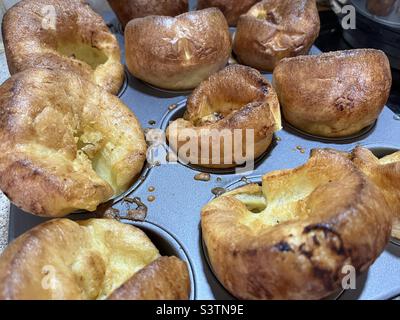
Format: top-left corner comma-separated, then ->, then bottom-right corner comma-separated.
330,0 -> 400,70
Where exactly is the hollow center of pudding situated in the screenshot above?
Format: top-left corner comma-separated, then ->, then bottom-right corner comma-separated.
234,174 -> 332,231
71,221 -> 160,300
234,193 -> 267,213
235,191 -> 307,230
75,129 -> 119,194
197,112 -> 225,126
57,42 -> 108,69
187,76 -> 273,127
379,151 -> 400,164
192,100 -> 250,127
250,8 -> 279,24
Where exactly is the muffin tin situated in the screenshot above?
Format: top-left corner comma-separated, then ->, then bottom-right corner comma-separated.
7,5 -> 400,300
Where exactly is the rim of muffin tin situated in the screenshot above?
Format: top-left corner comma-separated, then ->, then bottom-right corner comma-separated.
111,162 -> 153,205
117,68 -> 129,98
283,119 -> 377,144
353,143 -> 400,247
119,220 -> 196,300
138,79 -> 194,96
159,98 -> 279,175
202,175 -> 345,300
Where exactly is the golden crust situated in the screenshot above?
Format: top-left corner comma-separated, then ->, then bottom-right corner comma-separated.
350,147 -> 400,240
201,149 -> 392,299
0,219 -> 190,300
125,8 -> 232,90
166,65 -> 281,168
273,49 -> 392,137
0,68 -> 146,217
108,256 -> 190,300
233,0 -> 320,71
197,0 -> 259,26
107,0 -> 188,28
2,0 -> 124,94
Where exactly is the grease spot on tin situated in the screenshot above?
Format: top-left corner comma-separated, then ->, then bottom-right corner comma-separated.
168,104 -> 178,111
194,173 -> 211,182
125,197 -> 148,221
152,161 -> 161,167
102,207 -> 120,220
212,187 -> 226,196
296,146 -> 306,154
240,176 -> 250,184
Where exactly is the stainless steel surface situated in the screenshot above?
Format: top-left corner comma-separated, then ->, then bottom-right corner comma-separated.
5,3 -> 400,300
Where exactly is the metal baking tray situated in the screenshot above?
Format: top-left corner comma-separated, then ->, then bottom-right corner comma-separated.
6,3 -> 400,300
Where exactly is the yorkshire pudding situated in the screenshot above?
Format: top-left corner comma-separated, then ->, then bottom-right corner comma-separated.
125,8 -> 232,91
367,0 -> 396,16
0,219 -> 190,300
2,0 -> 124,95
233,0 -> 320,71
197,0 -> 259,26
273,49 -> 392,138
201,149 -> 392,300
0,68 -> 147,217
107,0 -> 188,28
350,147 -> 400,240
166,65 -> 281,168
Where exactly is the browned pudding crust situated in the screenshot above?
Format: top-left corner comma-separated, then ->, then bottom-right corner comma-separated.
201,149 -> 392,299
0,68 -> 146,217
166,65 -> 281,168
367,0 -> 396,16
2,0 -> 124,94
273,49 -> 392,138
233,0 -> 320,71
350,147 -> 400,240
108,256 -> 190,300
125,8 -> 232,90
197,0 -> 259,26
0,219 -> 190,300
108,0 -> 188,27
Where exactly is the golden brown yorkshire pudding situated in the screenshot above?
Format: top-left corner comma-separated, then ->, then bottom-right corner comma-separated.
166,65 -> 281,168
107,0 -> 188,28
202,149 -> 392,300
350,147 -> 400,240
367,0 -> 396,16
2,0 -> 124,95
233,0 -> 320,72
0,68 -> 146,217
273,49 -> 392,138
197,0 -> 259,26
0,219 -> 190,300
125,8 -> 232,91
